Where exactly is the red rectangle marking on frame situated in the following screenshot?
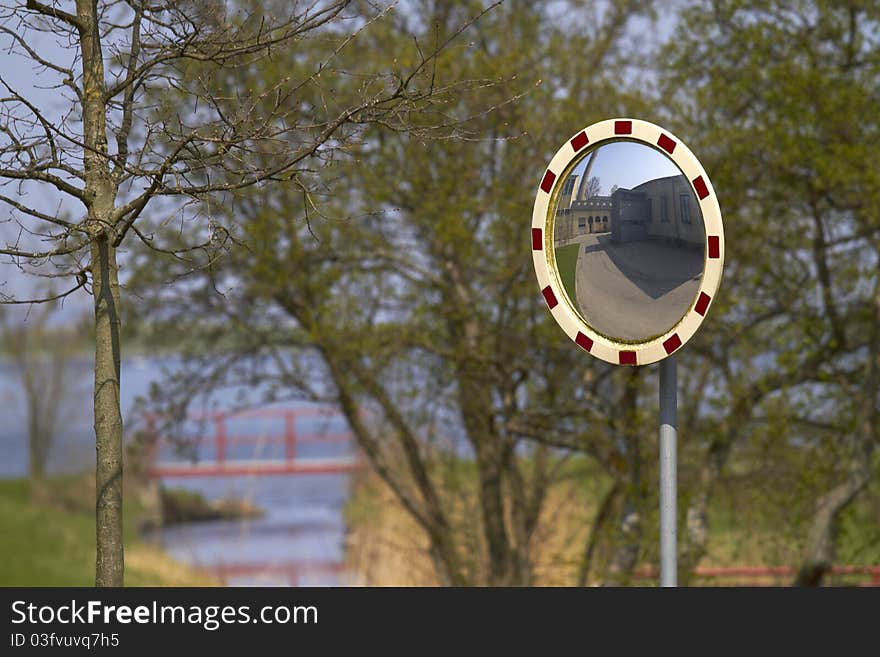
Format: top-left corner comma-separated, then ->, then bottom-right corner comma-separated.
614,120 -> 632,135
532,228 -> 543,250
570,131 -> 589,151
663,333 -> 682,354
540,170 -> 556,193
575,332 -> 593,352
695,291 -> 711,316
692,175 -> 710,200
619,350 -> 637,365
542,285 -> 558,309
657,133 -> 676,154
708,235 -> 720,259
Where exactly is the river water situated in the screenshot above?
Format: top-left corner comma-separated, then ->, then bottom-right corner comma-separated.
0,356 -> 351,586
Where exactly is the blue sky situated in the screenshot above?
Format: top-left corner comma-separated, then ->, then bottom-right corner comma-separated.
571,141 -> 683,196
0,24 -> 87,319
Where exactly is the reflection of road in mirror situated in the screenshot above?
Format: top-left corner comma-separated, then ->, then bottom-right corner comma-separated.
558,233 -> 702,341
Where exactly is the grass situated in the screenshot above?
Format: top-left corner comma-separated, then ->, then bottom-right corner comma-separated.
554,244 -> 580,304
343,456 -> 880,586
0,476 -> 215,586
343,456 -> 613,586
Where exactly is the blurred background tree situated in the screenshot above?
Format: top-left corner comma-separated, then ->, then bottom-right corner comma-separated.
125,0 -> 880,586
660,0 -> 880,585
127,0 -> 663,585
1,0 -> 877,587
0,301 -> 83,482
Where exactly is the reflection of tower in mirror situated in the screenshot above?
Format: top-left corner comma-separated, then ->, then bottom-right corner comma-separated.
553,141 -> 705,341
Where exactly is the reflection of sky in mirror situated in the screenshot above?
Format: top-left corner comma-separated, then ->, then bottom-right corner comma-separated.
571,141 -> 682,196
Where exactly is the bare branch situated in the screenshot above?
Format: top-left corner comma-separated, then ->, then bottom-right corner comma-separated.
112,1 -> 143,180
0,269 -> 87,304
0,24 -> 82,100
24,0 -> 85,32
0,192 -> 81,231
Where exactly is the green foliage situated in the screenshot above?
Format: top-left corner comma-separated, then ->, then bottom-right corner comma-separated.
126,0 -> 879,582
127,0 -> 666,585
661,0 -> 880,576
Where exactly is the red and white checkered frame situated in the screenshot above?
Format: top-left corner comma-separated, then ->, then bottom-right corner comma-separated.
531,118 -> 724,366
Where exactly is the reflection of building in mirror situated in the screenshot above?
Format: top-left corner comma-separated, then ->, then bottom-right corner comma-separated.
555,173 -> 703,248
611,175 -> 704,247
555,172 -> 611,241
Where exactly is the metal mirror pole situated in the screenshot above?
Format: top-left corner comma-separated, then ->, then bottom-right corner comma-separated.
659,355 -> 677,587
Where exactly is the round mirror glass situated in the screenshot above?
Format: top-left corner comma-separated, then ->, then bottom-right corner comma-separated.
551,141 -> 705,342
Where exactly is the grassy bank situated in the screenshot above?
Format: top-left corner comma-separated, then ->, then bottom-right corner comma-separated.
160,487 -> 263,525
554,244 -> 579,303
344,459 -> 880,586
344,458 -> 611,586
0,476 -> 215,586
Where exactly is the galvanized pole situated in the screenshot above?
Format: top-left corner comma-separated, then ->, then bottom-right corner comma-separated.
659,355 -> 677,587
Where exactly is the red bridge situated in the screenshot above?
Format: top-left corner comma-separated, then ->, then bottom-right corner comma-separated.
145,407 -> 360,478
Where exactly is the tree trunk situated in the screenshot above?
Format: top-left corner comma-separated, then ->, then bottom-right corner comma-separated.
469,407 -> 514,585
76,0 -> 123,587
794,470 -> 870,586
428,540 -> 465,587
679,437 -> 735,585
457,356 -> 515,585
92,236 -> 124,587
679,488 -> 709,586
605,499 -> 642,584
603,369 -> 643,585
28,395 -> 45,481
577,479 -> 620,586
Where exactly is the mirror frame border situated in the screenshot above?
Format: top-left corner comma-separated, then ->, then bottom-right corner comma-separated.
531,118 -> 724,366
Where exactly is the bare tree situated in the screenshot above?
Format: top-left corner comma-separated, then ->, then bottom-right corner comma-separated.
0,0 -> 503,585
0,303 -> 80,481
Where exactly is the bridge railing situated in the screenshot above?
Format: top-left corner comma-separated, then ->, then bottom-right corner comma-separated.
210,560 -> 347,586
143,406 -> 360,477
632,565 -> 880,586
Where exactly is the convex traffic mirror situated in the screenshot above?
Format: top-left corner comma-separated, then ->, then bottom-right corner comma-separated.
532,119 -> 724,366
